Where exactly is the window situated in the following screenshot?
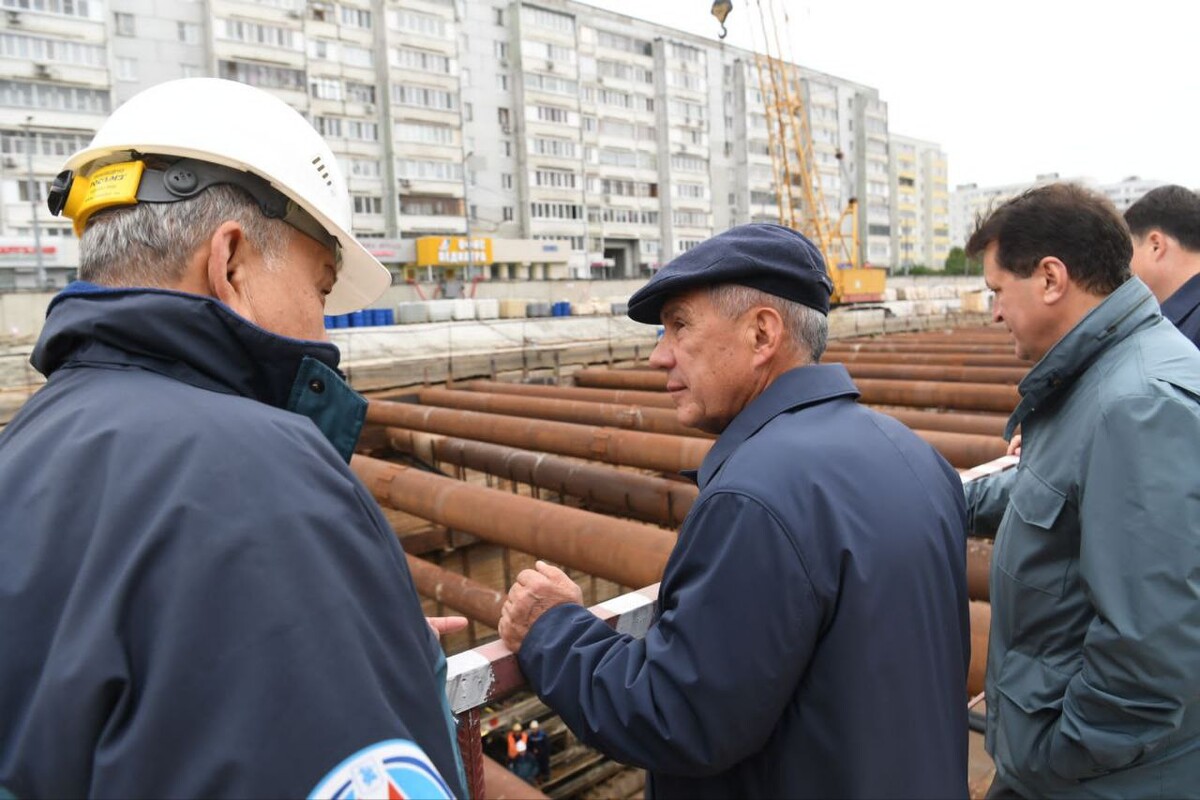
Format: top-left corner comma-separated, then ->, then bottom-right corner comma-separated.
391,84 -> 457,110
310,77 -> 342,100
115,57 -> 137,81
534,169 -> 577,188
596,29 -> 651,56
530,202 -> 582,220
494,40 -> 508,59
494,8 -> 504,25
346,120 -> 378,141
394,121 -> 455,145
397,159 -> 462,182
181,63 -> 204,79
218,61 -> 304,90
400,195 -> 462,215
496,73 -> 508,91
1,32 -> 105,67
342,44 -> 373,68
0,80 -> 109,113
673,210 -> 707,227
347,158 -> 381,177
352,195 -> 382,215
177,22 -> 201,44
390,46 -> 452,73
345,81 -> 375,104
520,6 -> 574,34
502,206 -> 514,222
523,72 -> 577,96
215,18 -> 300,49
671,153 -> 707,172
113,12 -> 135,36
530,137 -> 576,158
501,173 -> 513,190
389,8 -> 445,37
0,0 -> 99,19
534,105 -> 570,124
340,5 -> 372,29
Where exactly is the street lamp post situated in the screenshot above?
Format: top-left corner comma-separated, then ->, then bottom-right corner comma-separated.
23,116 -> 46,289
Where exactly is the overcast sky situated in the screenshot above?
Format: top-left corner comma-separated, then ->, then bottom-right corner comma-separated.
575,0 -> 1200,190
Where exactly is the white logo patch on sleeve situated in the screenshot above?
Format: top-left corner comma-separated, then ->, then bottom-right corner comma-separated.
308,739 -> 453,800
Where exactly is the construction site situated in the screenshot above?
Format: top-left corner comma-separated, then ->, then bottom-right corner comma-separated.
0,1 -> 1035,797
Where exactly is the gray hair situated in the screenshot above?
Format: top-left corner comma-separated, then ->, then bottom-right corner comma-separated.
79,185 -> 290,287
708,284 -> 828,362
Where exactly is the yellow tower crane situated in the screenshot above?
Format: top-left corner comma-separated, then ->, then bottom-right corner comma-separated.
712,0 -> 886,304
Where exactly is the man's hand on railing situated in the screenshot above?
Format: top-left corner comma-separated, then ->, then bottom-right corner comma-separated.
499,560 -> 584,653
427,616 -> 469,638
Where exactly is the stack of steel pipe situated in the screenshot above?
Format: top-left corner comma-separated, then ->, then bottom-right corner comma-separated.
359,325 -> 1014,702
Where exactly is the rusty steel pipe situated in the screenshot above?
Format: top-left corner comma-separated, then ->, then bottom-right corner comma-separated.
844,363 -> 1027,385
367,399 -> 710,475
854,379 -> 1019,414
876,408 -> 1007,438
435,384 -> 1009,467
969,601 -> 990,697
418,386 -> 714,440
471,379 -> 1008,437
353,455 -> 672,588
903,429 -> 1008,469
387,427 -> 699,529
967,538 -> 992,602
406,554 -> 504,629
827,351 -> 1026,368
465,379 -> 676,409
573,368 -> 670,392
827,342 -> 1015,355
577,363 -> 1026,388
483,756 -> 550,799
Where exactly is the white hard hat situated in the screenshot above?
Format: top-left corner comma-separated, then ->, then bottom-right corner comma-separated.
57,78 -> 390,315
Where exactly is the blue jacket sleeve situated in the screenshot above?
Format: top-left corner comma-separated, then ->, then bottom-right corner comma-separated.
517,491 -> 822,775
963,467 -> 1015,537
1046,394 -> 1200,780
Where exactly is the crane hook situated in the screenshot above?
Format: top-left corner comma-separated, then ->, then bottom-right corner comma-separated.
711,0 -> 733,39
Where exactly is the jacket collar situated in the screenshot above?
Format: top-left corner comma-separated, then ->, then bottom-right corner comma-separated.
1006,277 -> 1159,438
694,364 -> 860,489
1161,271 -> 1200,328
32,282 -> 365,461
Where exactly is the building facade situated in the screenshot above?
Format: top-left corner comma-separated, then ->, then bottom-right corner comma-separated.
950,173 -> 1172,249
888,134 -> 949,271
0,0 -> 943,288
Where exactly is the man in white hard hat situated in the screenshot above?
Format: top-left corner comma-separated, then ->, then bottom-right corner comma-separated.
0,79 -> 466,799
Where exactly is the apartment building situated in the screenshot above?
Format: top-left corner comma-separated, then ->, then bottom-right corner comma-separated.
950,173 -> 1171,249
889,133 -> 949,270
0,0 -> 939,287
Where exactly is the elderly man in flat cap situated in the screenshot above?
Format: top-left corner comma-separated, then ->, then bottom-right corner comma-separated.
500,224 -> 970,798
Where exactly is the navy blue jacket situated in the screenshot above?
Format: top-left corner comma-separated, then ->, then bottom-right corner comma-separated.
518,365 -> 970,799
1162,272 -> 1200,349
0,285 -> 465,799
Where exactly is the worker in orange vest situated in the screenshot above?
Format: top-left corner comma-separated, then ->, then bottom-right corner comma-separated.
505,723 -> 529,774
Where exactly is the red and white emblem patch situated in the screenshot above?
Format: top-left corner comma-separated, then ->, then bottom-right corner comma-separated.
308,739 -> 453,800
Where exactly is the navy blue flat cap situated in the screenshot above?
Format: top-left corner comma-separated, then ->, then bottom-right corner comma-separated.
627,223 -> 833,324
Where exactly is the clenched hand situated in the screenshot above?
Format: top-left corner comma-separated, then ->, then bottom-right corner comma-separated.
499,560 -> 584,653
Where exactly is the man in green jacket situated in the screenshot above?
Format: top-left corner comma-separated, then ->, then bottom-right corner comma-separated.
964,183 -> 1200,799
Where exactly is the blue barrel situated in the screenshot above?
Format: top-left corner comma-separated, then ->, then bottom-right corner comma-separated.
379,308 -> 395,326
368,309 -> 383,326
324,315 -> 336,329
348,310 -> 366,327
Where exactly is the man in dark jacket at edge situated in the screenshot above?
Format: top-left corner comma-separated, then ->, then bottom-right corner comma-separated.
1125,184 -> 1200,348
0,79 -> 466,798
498,223 -> 972,798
